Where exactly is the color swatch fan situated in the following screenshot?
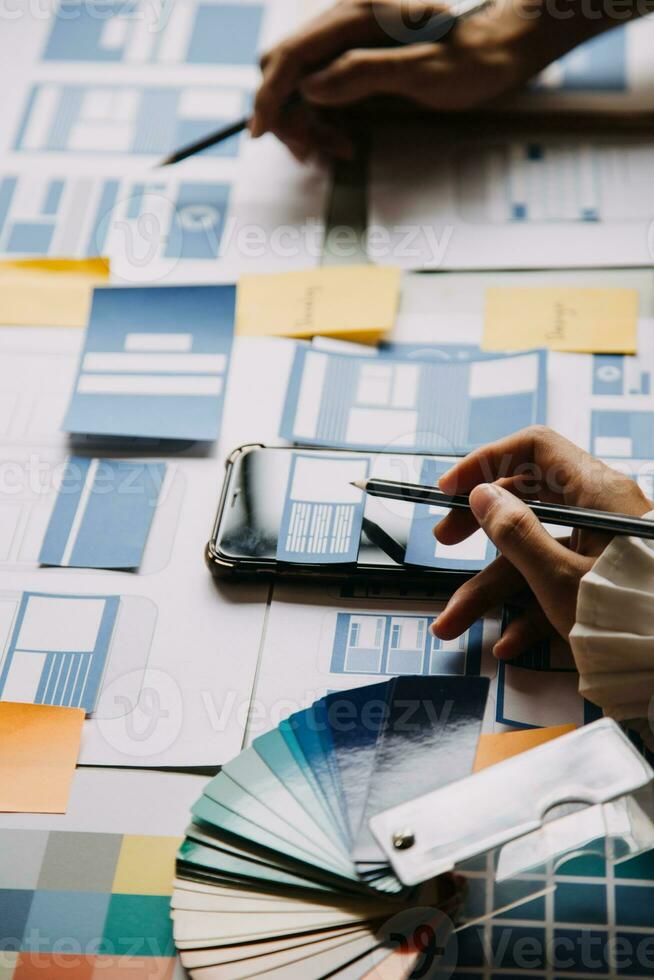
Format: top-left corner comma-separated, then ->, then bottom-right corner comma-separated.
172,675 -> 489,978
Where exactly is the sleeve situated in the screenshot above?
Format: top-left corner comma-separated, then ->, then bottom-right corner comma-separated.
569,510 -> 654,733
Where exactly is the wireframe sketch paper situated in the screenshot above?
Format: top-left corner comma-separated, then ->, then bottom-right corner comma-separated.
39,457 -> 166,569
0,591 -> 119,714
280,344 -> 547,453
369,129 -> 654,270
63,284 -> 235,441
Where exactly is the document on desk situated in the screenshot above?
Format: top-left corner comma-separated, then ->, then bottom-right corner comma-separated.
246,582 -> 500,742
280,344 -> 547,453
0,591 -> 119,713
369,130 -> 654,269
277,454 -> 369,564
548,317 -> 654,458
64,284 -> 235,441
39,457 -> 166,569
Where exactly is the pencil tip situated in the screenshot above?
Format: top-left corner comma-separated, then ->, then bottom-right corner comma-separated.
351,479 -> 367,491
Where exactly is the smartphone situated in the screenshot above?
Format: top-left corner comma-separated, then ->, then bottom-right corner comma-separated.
206,444 -> 487,586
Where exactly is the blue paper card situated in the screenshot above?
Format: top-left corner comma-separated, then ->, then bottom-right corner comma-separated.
280,346 -> 547,454
277,453 -> 369,564
39,457 -> 166,570
63,284 -> 235,442
0,591 -> 119,713
405,458 -> 496,571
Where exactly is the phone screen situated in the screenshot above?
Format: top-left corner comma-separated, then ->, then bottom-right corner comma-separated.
212,445 -> 463,571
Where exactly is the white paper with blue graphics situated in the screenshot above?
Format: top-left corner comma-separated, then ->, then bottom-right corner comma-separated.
277,454 -> 369,564
0,0 -> 329,284
63,284 -> 234,441
0,591 -> 119,713
369,129 -> 654,270
0,323 -> 271,767
246,582 -> 501,742
280,344 -> 547,453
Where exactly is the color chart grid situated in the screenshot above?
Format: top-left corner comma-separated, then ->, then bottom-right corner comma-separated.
456,841 -> 654,979
0,830 -> 181,978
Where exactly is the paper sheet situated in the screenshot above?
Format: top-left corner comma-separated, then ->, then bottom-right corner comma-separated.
280,345 -> 547,454
0,257 -> 109,328
0,592 -> 119,713
39,457 -> 166,569
246,582 -> 501,742
0,769 -> 203,978
369,129 -> 654,270
0,702 -> 83,813
473,724 -> 576,771
483,286 -> 639,353
0,328 -> 268,767
63,285 -> 235,441
236,266 -> 401,343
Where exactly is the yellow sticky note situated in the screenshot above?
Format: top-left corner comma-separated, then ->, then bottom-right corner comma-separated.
236,265 -> 401,343
0,702 -> 84,813
483,287 -> 638,354
112,835 -> 183,896
0,256 -> 110,328
473,724 -> 576,772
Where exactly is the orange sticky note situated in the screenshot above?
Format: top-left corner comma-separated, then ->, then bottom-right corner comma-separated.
0,702 -> 84,813
474,724 -> 576,773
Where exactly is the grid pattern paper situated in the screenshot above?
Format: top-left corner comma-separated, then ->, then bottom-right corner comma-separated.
0,829 -> 180,977
455,841 -> 654,979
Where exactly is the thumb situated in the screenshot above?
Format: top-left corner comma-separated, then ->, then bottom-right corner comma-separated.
469,483 -> 583,629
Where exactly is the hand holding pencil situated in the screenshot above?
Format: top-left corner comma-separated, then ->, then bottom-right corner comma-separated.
422,427 -> 652,660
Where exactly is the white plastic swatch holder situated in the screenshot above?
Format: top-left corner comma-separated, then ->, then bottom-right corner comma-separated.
371,719 -> 654,887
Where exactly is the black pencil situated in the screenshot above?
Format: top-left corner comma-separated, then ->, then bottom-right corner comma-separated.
158,0 -> 493,166
352,477 -> 654,540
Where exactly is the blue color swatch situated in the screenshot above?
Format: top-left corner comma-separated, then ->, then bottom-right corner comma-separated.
280,346 -> 547,454
39,457 -> 166,569
404,457 -> 496,571
0,591 -> 119,713
63,285 -> 235,441
277,453 -> 369,564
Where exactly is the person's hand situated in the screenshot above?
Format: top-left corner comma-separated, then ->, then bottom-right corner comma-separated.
251,0 -> 597,161
430,426 -> 653,659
